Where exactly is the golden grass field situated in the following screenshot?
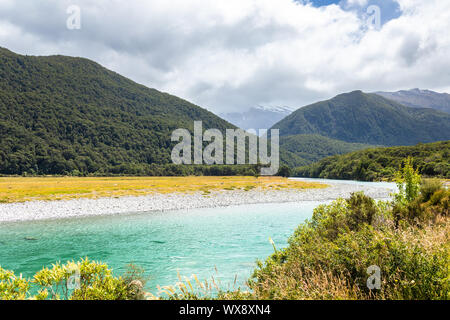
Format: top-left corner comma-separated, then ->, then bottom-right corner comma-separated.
0,176 -> 327,203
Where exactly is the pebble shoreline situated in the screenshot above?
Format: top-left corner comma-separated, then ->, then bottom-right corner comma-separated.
0,182 -> 394,223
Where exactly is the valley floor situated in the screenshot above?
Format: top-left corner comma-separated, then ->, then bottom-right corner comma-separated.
0,176 -> 323,203
0,179 -> 394,223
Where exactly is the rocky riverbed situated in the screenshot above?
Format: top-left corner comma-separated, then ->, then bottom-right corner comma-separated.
0,181 -> 394,223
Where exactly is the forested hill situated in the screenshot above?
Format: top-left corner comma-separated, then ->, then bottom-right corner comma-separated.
0,47 -> 242,175
279,134 -> 376,165
271,90 -> 450,146
295,141 -> 450,181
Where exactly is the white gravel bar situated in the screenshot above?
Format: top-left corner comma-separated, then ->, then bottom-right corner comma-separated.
0,182 -> 394,223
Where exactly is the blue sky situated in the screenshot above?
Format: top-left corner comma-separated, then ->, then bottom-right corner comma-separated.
307,0 -> 402,25
309,0 -> 341,6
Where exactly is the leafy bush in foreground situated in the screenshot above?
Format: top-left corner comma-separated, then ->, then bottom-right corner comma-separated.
0,258 -> 146,300
249,209 -> 448,299
246,164 -> 449,300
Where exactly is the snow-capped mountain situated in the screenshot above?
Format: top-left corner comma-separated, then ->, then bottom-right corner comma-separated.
375,89 -> 450,114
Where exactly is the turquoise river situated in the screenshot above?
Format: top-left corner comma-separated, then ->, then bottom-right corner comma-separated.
0,179 -> 396,293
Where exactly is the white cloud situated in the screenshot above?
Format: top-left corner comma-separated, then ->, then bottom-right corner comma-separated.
346,0 -> 369,6
0,0 -> 449,113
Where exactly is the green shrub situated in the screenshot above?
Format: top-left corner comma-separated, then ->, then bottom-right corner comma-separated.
248,192 -> 449,300
122,264 -> 148,300
425,190 -> 449,217
1,258 -> 147,300
0,267 -> 31,300
420,179 -> 444,202
277,165 -> 292,178
394,157 -> 421,205
346,192 -> 377,230
393,186 -> 449,226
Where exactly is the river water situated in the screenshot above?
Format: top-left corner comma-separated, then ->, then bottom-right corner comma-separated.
0,179 -> 396,293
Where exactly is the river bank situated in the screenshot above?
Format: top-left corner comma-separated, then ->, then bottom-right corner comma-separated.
0,181 -> 394,223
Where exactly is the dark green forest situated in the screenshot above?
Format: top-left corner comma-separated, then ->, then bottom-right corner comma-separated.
0,47 -> 256,175
279,134 -> 375,165
295,141 -> 450,181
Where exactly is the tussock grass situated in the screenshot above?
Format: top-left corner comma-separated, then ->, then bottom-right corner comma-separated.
0,176 -> 326,203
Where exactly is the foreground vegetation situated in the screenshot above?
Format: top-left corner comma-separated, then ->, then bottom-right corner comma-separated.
1,159 -> 448,300
166,160 -> 449,300
244,193 -> 448,299
0,259 -> 149,300
0,176 -> 325,203
296,141 -> 450,181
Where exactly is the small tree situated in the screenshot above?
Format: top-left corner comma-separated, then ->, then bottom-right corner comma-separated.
394,157 -> 421,205
277,165 -> 292,178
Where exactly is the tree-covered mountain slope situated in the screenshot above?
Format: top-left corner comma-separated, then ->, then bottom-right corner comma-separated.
295,141 -> 450,181
271,90 -> 450,146
0,47 -> 308,175
279,134 -> 376,164
0,47 -> 238,175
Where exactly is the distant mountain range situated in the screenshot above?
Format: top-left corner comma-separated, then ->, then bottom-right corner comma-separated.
271,90 -> 450,147
223,89 -> 450,167
220,105 -> 292,131
375,89 -> 450,114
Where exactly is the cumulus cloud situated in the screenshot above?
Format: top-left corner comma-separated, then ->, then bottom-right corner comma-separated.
0,0 -> 449,113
